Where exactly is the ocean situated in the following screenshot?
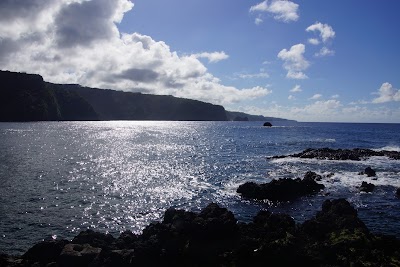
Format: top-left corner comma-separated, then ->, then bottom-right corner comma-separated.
0,121 -> 399,255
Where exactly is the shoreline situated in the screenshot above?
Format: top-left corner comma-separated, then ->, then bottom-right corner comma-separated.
1,198 -> 399,266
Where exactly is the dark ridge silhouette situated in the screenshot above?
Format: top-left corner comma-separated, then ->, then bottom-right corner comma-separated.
0,71 -> 61,121
49,83 -> 228,121
0,70 -> 228,121
0,70 -> 227,121
0,70 -> 296,122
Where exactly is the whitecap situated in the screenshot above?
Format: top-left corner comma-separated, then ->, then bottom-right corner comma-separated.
375,145 -> 400,152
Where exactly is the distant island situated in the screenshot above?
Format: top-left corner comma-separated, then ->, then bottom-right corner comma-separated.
0,70 -> 295,123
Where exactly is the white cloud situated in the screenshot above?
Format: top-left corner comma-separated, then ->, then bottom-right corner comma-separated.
310,94 -> 322,100
331,94 -> 340,99
236,69 -> 269,79
0,0 -> 272,106
191,51 -> 229,63
292,99 -> 341,118
308,38 -> 320,45
290,85 -> 302,93
306,22 -> 335,43
255,17 -> 264,25
288,95 -> 295,100
315,47 -> 335,57
233,101 -> 400,123
349,100 -> 369,105
250,0 -> 299,23
277,43 -> 309,79
372,82 -> 400,103
250,1 -> 269,12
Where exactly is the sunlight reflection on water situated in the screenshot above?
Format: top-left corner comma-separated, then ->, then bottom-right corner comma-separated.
1,121 -> 400,254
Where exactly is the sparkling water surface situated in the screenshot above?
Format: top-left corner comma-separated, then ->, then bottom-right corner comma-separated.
1,121 -> 400,254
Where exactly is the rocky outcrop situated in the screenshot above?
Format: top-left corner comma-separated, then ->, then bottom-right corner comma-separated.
263,122 -> 272,127
1,199 -> 399,266
268,148 -> 400,161
359,166 -> 376,177
237,172 -> 325,201
359,181 -> 375,193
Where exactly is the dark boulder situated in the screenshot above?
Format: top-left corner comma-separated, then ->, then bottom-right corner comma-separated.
359,181 -> 375,192
397,188 -> 400,197
0,254 -> 22,267
237,173 -> 325,201
197,203 -> 238,238
304,171 -> 322,181
59,243 -> 101,267
263,122 -> 272,127
72,229 -> 115,249
301,199 -> 368,240
22,239 -> 69,266
359,166 -> 376,177
114,231 -> 137,249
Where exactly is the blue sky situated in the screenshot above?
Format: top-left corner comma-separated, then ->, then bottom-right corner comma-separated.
0,0 -> 399,122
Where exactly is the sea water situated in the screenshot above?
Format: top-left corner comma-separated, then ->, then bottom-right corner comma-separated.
0,121 -> 399,254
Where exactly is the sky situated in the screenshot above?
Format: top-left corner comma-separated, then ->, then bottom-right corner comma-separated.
0,0 -> 399,123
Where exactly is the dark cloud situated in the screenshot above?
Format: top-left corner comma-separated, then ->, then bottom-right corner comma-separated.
0,0 -> 50,21
55,0 -> 116,48
164,80 -> 184,89
31,53 -> 62,63
118,68 -> 159,83
0,38 -> 20,62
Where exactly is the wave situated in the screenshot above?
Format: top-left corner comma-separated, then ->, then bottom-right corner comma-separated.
375,145 -> 400,152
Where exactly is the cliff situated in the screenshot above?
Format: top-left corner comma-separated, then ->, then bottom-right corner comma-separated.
0,70 -> 227,121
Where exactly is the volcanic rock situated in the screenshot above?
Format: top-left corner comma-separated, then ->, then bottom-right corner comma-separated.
359,166 -> 376,177
237,172 -> 325,201
359,181 -> 375,193
268,148 -> 400,161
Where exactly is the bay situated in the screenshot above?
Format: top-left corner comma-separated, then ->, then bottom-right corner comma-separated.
1,121 -> 399,255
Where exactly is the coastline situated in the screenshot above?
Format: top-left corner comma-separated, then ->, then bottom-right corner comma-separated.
1,199 -> 399,266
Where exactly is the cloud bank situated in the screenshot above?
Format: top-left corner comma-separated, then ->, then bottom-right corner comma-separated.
0,0 -> 271,105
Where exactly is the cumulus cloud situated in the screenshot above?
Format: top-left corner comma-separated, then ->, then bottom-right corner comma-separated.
277,43 -> 309,79
372,82 -> 400,103
308,38 -> 320,45
250,0 -> 299,23
54,0 -> 129,48
315,47 -> 335,57
288,95 -> 295,100
191,51 -> 229,63
0,0 -> 271,106
290,85 -> 302,93
310,94 -> 322,100
306,22 -> 335,43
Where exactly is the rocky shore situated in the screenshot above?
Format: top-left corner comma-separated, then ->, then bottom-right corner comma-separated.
1,199 -> 400,267
267,147 -> 400,161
